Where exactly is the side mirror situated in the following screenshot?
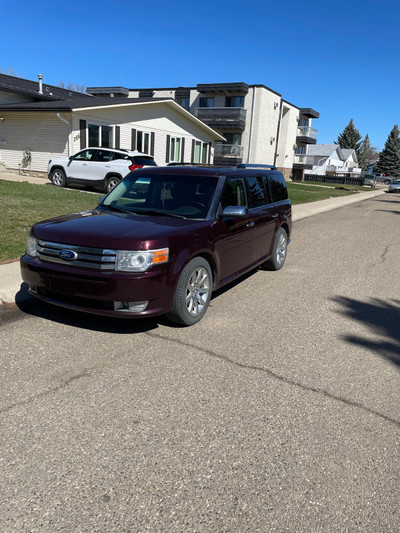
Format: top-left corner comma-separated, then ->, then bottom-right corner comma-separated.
222,206 -> 248,217
68,156 -> 73,161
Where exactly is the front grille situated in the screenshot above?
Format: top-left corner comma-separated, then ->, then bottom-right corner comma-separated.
37,240 -> 117,270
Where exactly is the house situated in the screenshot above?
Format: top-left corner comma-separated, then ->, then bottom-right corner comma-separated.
0,74 -> 224,172
87,83 -> 320,180
304,144 -> 361,176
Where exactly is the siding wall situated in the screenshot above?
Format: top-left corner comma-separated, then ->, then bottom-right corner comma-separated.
0,112 -> 69,170
275,102 -> 299,172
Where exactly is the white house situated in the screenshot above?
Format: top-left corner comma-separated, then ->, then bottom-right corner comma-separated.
0,74 -> 224,172
305,144 -> 361,176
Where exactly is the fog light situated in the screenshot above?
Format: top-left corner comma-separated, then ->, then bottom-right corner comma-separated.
114,301 -> 149,312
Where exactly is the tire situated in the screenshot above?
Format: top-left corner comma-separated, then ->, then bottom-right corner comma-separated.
384,179 -> 390,185
106,176 -> 121,193
167,257 -> 212,326
51,168 -> 66,187
263,227 -> 288,271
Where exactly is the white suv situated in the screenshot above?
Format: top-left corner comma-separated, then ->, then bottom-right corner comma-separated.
47,147 -> 157,193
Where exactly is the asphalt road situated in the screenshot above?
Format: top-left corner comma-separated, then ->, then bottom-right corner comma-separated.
1,193 -> 399,532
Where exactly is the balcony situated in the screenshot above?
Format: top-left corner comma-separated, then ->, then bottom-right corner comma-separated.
195,107 -> 247,131
293,154 -> 314,169
213,143 -> 244,166
296,126 -> 318,144
197,82 -> 249,95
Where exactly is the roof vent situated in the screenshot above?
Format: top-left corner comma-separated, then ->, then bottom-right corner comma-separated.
38,74 -> 43,95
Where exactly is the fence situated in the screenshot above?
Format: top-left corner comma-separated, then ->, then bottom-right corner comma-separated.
295,174 -> 364,186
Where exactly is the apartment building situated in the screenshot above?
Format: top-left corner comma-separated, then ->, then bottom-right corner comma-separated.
113,82 -> 320,180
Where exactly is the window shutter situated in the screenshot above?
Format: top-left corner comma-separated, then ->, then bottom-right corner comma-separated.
166,135 -> 170,163
181,138 -> 185,162
80,120 -> 86,149
131,129 -> 136,151
151,132 -> 155,156
191,139 -> 195,163
208,142 -> 212,164
115,126 -> 120,149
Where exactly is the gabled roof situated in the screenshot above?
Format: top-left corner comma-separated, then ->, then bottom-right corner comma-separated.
0,73 -> 93,101
307,144 -> 340,157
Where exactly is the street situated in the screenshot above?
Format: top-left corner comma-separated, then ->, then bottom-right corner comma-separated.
1,193 -> 399,532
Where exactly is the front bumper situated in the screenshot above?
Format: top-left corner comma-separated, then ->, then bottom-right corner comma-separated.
20,255 -> 174,318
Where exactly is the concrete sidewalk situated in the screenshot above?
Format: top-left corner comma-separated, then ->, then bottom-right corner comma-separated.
0,173 -> 385,305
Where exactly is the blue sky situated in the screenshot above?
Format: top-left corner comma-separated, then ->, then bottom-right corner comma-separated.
1,0 -> 399,150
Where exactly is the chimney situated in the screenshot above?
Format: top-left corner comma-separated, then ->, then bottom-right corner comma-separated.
38,74 -> 43,94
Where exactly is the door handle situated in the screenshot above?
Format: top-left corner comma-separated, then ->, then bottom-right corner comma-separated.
246,221 -> 255,228
272,213 -> 279,218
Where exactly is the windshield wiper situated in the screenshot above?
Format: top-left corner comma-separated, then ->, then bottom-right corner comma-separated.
131,208 -> 187,219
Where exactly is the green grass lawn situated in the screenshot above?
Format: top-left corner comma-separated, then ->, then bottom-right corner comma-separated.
0,179 -> 373,263
0,181 -> 101,263
287,181 -> 372,205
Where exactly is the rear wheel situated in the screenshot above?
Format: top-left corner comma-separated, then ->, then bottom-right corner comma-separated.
384,179 -> 390,185
51,168 -> 66,187
167,257 -> 212,326
106,176 -> 121,193
263,227 -> 288,271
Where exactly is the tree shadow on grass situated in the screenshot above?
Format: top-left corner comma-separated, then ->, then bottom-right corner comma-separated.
332,296 -> 400,368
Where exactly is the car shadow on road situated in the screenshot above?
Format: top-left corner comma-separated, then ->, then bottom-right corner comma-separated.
332,295 -> 400,368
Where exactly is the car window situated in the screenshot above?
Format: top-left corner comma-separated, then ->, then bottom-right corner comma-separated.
246,176 -> 270,207
132,156 -> 157,166
73,149 -> 96,161
220,178 -> 247,209
95,150 -> 115,162
268,173 -> 288,202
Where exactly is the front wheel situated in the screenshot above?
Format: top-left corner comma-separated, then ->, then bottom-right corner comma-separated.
263,227 -> 288,271
167,257 -> 212,326
51,168 -> 66,187
384,179 -> 390,185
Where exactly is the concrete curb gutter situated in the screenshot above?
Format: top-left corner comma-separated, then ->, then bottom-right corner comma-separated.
0,186 -> 387,306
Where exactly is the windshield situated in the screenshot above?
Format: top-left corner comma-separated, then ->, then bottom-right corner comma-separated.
102,173 -> 218,218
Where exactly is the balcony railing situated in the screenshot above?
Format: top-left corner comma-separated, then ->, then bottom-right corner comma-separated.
214,143 -> 244,158
293,154 -> 314,166
195,107 -> 247,130
297,126 -> 318,140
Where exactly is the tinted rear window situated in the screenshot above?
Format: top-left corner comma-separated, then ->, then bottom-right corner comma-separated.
132,156 -> 157,166
268,173 -> 288,202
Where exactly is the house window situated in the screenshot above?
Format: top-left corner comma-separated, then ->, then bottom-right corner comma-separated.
199,97 -> 214,108
193,141 -> 209,164
137,131 -> 150,154
177,97 -> 190,110
225,96 -> 244,108
88,124 -> 114,148
298,117 -> 309,127
223,133 -> 242,145
295,145 -> 306,154
170,137 -> 182,162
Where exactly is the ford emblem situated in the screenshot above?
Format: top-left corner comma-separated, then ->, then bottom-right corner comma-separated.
59,249 -> 78,261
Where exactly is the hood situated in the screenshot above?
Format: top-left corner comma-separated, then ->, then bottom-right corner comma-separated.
33,209 -> 208,250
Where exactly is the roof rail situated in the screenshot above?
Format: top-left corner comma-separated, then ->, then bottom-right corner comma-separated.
237,164 -> 277,170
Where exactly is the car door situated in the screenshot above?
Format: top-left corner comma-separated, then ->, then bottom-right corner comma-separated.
245,175 -> 276,263
213,176 -> 258,284
67,148 -> 98,180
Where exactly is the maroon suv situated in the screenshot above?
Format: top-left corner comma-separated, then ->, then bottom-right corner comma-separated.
20,165 -> 292,326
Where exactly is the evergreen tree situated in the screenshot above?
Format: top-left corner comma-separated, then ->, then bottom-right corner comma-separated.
375,125 -> 400,177
358,134 -> 378,171
336,119 -> 362,157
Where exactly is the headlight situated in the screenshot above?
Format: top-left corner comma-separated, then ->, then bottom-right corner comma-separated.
115,248 -> 169,272
26,234 -> 38,257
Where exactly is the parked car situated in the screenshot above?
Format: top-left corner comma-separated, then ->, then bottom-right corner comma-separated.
375,174 -> 395,185
47,147 -> 157,193
388,180 -> 400,192
362,174 -> 377,187
21,165 -> 292,326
